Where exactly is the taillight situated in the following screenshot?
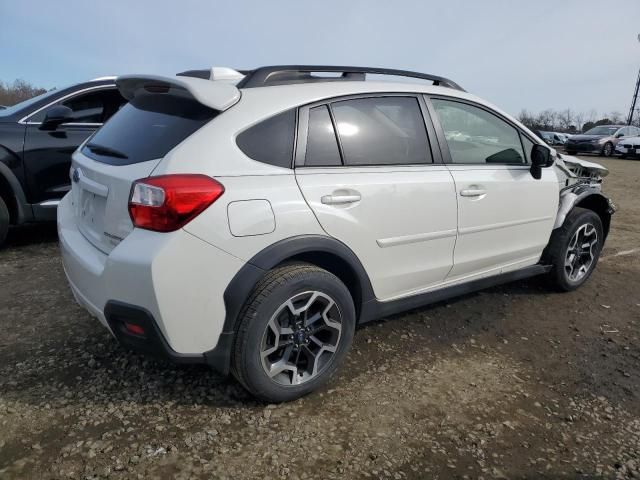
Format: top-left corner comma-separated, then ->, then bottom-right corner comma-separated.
128,174 -> 224,232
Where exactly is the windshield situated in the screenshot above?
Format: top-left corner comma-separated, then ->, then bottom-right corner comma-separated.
0,89 -> 59,118
584,126 -> 619,136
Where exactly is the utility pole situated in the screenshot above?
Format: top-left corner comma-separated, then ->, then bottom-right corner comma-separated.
627,34 -> 640,126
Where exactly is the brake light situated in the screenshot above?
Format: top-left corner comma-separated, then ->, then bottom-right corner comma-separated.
128,174 -> 224,232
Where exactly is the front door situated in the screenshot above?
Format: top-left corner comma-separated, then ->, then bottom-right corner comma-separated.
295,95 -> 458,301
428,97 -> 559,282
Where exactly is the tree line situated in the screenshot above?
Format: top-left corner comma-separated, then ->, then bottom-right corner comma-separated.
0,79 -> 47,107
517,108 -> 640,133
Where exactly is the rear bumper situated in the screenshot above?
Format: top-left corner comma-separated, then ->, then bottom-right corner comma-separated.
57,193 -> 245,373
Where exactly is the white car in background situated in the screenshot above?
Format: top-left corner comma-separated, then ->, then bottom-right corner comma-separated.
615,135 -> 640,158
58,65 -> 615,402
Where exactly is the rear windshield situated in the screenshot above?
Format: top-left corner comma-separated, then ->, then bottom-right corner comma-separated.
82,92 -> 217,165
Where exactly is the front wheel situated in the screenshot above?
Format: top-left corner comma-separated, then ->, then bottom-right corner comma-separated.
602,142 -> 614,157
232,262 -> 355,402
545,207 -> 603,291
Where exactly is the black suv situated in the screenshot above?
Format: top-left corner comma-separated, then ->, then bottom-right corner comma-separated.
0,77 -> 127,246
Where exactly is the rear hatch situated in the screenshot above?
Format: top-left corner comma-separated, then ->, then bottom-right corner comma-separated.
69,75 -> 240,254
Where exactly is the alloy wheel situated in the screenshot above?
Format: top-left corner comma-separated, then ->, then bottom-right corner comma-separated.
260,291 -> 342,386
564,223 -> 598,282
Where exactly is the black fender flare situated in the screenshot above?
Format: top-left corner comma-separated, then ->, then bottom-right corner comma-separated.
0,160 -> 30,224
204,235 -> 376,374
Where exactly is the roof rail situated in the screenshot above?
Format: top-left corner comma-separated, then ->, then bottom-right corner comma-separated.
234,65 -> 465,91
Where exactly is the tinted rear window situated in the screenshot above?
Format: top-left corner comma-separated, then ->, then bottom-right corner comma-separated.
236,109 -> 296,168
82,92 -> 217,165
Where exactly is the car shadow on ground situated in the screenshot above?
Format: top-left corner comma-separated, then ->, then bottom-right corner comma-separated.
1,274 -> 556,413
4,223 -> 58,248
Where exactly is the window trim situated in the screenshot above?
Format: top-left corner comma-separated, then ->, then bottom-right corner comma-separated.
19,85 -> 118,126
295,92 -> 441,168
424,94 -> 540,167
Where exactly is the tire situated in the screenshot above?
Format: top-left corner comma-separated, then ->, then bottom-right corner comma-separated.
545,207 -> 603,292
620,154 -> 628,159
602,142 -> 614,157
232,262 -> 356,402
0,196 -> 9,248
566,150 -> 577,156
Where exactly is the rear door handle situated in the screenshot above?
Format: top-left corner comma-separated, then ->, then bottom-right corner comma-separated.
321,193 -> 361,205
460,188 -> 487,197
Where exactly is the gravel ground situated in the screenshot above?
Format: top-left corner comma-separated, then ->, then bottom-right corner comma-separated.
0,156 -> 639,480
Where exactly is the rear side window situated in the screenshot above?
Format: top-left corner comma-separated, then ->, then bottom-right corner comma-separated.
236,109 -> 296,168
305,105 -> 342,167
82,92 -> 217,165
330,96 -> 431,166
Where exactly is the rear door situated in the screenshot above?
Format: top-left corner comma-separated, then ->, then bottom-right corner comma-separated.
427,97 -> 559,281
295,94 -> 457,301
22,87 -> 126,207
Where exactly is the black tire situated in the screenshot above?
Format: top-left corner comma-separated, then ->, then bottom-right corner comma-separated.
232,262 -> 355,402
620,154 -> 628,159
601,142 -> 614,157
545,207 -> 603,292
0,196 -> 9,248
566,150 -> 577,156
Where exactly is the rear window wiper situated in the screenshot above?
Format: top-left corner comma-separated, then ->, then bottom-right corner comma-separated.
85,143 -> 128,159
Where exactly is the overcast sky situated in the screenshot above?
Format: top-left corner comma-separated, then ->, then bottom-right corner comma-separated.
1,0 -> 639,117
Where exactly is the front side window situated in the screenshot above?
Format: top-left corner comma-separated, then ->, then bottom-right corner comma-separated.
30,88 -> 126,124
521,135 -> 535,164
330,96 -> 432,166
432,99 -> 525,164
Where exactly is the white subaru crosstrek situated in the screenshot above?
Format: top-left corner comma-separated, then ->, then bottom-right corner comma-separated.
58,65 -> 615,402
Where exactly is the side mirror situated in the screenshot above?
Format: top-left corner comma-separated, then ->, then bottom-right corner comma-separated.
530,144 -> 553,180
39,105 -> 73,131
615,132 -> 624,138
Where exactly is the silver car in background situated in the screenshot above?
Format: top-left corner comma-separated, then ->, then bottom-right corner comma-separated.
566,125 -> 640,157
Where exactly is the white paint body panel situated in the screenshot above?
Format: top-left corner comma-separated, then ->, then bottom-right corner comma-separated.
295,165 -> 457,300
58,193 -> 244,354
445,165 -> 559,280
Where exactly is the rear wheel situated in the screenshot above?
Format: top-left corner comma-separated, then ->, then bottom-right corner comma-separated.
602,142 -> 613,157
0,196 -> 9,248
546,208 -> 603,291
232,262 -> 355,402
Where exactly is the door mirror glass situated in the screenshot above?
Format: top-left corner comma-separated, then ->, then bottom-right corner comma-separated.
39,105 -> 73,131
530,144 -> 552,179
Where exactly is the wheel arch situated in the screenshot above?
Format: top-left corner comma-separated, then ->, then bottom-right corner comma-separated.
205,235 -> 376,375
222,235 -> 375,334
554,187 -> 613,239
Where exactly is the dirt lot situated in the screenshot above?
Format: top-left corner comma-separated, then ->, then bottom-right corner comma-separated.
0,156 -> 639,480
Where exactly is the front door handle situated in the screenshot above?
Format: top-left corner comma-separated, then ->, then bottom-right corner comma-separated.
321,193 -> 361,205
460,188 -> 487,197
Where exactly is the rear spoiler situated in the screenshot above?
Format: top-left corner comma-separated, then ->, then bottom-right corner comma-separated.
116,74 -> 241,111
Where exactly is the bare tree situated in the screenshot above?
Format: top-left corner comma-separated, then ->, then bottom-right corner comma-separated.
0,79 -> 47,107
